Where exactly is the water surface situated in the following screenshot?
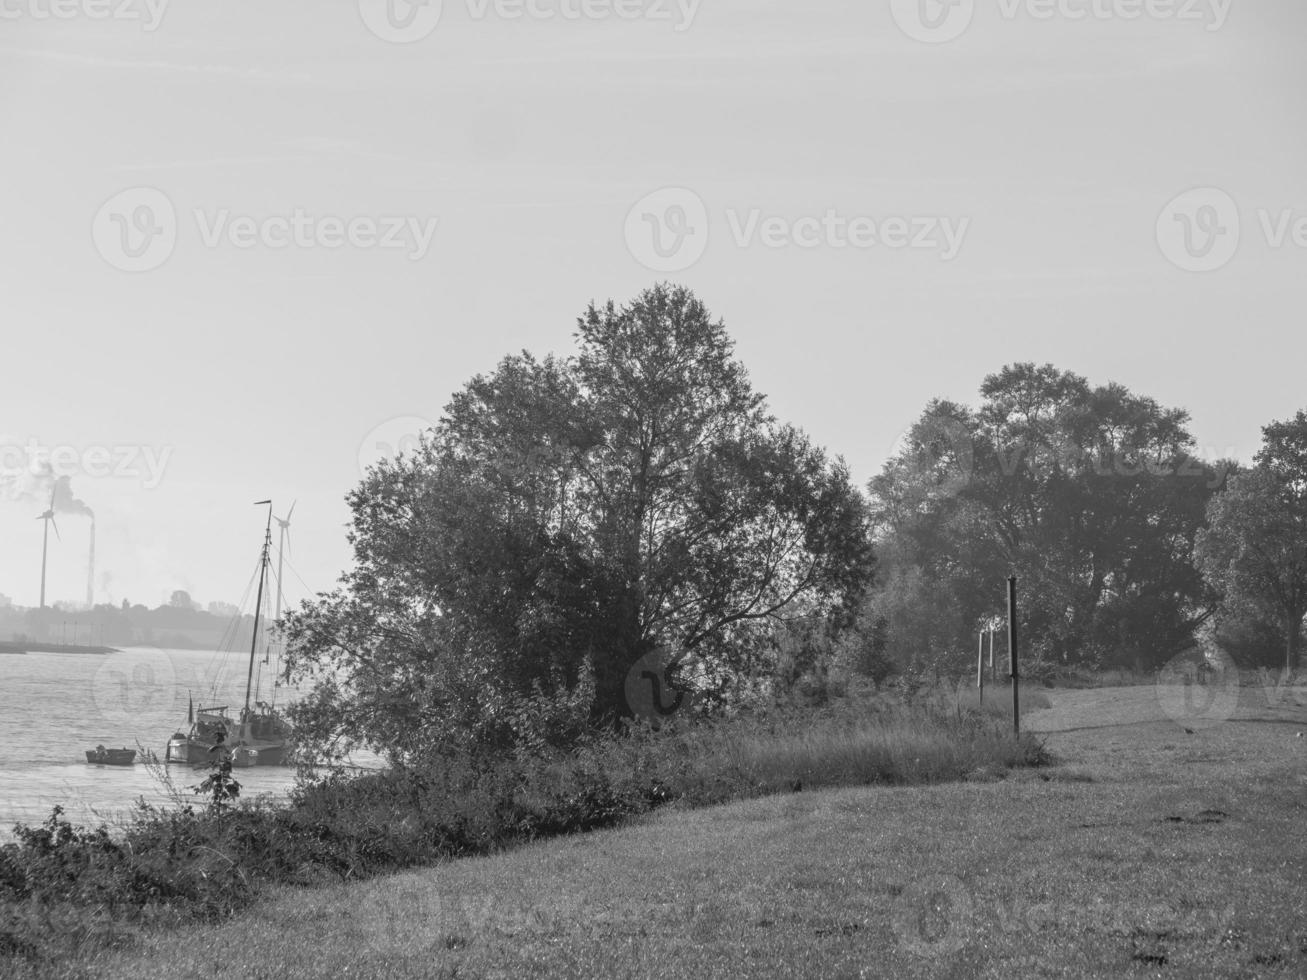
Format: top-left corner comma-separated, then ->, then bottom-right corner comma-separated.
0,645 -> 353,837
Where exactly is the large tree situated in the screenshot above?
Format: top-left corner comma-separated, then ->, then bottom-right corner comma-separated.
1195,411 -> 1307,672
867,364 -> 1228,671
284,285 -> 873,761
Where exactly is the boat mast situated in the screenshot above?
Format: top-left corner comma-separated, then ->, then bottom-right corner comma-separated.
245,501 -> 273,718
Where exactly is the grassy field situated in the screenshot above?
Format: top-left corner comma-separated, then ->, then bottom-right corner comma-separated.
27,675 -> 1307,979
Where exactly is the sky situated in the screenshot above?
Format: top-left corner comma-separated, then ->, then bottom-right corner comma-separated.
1,0 -> 1304,612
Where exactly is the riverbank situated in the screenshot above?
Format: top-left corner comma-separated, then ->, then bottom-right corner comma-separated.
0,641 -> 116,655
2,685 -> 1048,975
14,677 -> 1306,978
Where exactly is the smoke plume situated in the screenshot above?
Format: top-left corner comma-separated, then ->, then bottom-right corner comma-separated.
14,463 -> 95,519
49,473 -> 94,518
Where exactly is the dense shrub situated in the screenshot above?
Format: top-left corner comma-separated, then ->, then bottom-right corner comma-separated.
1,686 -> 1046,969
1214,611 -> 1303,669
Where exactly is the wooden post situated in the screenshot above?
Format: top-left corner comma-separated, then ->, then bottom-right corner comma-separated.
1008,576 -> 1020,736
988,629 -> 995,684
977,632 -> 985,704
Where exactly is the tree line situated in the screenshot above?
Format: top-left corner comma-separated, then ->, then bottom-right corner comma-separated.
868,363 -> 1306,676
282,285 -> 1307,763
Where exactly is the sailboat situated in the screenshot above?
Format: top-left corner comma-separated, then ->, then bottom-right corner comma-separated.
165,501 -> 294,768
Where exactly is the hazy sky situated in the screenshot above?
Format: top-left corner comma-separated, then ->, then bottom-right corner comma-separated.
1,1 -> 1304,612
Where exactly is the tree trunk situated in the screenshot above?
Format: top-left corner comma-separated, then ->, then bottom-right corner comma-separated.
1287,612 -> 1301,673
596,593 -> 650,725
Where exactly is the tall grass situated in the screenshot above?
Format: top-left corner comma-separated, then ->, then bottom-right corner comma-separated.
1,685 -> 1047,969
714,707 -> 1033,790
684,686 -> 1049,795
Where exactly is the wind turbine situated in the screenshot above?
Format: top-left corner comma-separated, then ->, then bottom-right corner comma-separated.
36,488 -> 59,609
273,500 -> 295,623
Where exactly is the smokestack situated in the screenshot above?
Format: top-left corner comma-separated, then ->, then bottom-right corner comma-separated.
86,518 -> 96,609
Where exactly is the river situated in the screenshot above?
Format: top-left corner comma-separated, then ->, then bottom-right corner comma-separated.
0,645 -> 371,839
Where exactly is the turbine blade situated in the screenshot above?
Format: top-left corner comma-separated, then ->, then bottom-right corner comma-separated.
286,500 -> 296,522
51,518 -> 61,541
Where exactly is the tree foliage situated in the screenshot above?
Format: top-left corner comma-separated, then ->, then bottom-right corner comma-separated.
283,285 -> 874,761
867,364 -> 1229,671
1195,410 -> 1307,671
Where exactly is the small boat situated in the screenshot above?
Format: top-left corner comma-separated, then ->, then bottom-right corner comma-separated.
166,501 -> 293,769
85,745 -> 136,766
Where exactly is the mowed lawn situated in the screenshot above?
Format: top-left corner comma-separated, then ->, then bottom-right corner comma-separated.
60,679 -> 1307,980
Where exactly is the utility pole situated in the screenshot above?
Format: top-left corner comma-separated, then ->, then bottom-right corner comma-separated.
1008,576 -> 1020,736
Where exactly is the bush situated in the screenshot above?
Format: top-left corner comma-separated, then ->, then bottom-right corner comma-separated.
1,684 -> 1048,969
1215,611 -> 1301,669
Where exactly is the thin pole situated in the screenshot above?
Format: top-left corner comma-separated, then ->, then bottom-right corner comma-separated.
988,629 -> 995,684
1008,576 -> 1020,736
977,631 -> 984,703
274,522 -> 286,624
245,502 -> 273,717
39,519 -> 49,609
87,518 -> 95,609
268,520 -> 287,671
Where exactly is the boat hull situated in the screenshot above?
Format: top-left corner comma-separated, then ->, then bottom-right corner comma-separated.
166,709 -> 229,764
86,748 -> 136,766
165,734 -> 206,765
167,736 -> 290,767
166,707 -> 292,767
231,742 -> 290,767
